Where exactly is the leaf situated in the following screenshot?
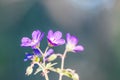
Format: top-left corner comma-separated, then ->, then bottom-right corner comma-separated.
34,67 -> 42,75
50,68 -> 79,80
45,62 -> 57,69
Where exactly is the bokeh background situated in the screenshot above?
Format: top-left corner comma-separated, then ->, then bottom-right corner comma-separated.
0,0 -> 120,80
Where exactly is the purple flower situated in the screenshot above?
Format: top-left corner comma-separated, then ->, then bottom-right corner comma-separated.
24,53 -> 34,61
24,52 -> 41,62
21,30 -> 44,48
47,30 -> 65,47
66,33 -> 84,52
24,49 -> 41,62
24,49 -> 54,62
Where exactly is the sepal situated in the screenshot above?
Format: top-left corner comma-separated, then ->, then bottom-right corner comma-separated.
34,67 -> 42,75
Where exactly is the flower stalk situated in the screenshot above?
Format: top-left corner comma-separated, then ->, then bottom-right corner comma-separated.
59,49 -> 67,80
36,62 -> 49,80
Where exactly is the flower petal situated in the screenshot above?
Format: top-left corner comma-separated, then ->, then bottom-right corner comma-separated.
55,39 -> 65,45
73,45 -> 84,52
33,49 -> 41,55
21,37 -> 31,46
70,36 -> 78,45
66,33 -> 78,45
40,32 -> 44,41
24,53 -> 33,61
32,30 -> 41,40
47,30 -> 53,38
66,33 -> 71,42
53,31 -> 62,39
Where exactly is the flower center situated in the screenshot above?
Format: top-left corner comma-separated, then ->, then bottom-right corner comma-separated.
66,43 -> 75,52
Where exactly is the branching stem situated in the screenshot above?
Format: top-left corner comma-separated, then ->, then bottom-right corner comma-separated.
59,49 -> 67,80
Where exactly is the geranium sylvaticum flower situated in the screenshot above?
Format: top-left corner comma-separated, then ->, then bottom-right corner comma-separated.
24,49 -> 54,62
66,33 -> 84,52
21,30 -> 44,48
24,53 -> 40,62
47,30 -> 65,47
24,49 -> 41,62
24,53 -> 33,61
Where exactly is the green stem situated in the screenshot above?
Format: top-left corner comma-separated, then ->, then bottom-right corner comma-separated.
43,46 -> 49,65
37,46 -> 50,80
59,49 -> 67,80
44,46 -> 49,54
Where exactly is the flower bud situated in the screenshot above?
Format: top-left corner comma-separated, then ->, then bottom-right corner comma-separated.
47,54 -> 57,61
25,66 -> 33,76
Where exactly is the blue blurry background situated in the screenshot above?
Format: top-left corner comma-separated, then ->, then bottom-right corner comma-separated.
0,0 -> 120,80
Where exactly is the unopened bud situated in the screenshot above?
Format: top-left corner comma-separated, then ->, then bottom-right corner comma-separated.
47,54 -> 57,61
25,66 -> 33,76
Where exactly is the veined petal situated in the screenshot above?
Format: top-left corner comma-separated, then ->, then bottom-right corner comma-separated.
21,37 -> 31,46
70,36 -> 78,45
55,39 -> 65,45
66,33 -> 71,42
53,31 -> 62,39
47,30 -> 53,38
66,33 -> 78,45
32,30 -> 41,40
73,45 -> 84,52
40,32 -> 44,41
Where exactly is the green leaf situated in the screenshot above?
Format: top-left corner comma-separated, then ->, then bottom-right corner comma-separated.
50,68 -> 79,80
34,67 -> 42,75
46,62 -> 57,69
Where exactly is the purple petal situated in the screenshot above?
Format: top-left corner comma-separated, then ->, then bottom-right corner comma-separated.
45,49 -> 54,57
70,36 -> 78,45
53,31 -> 62,39
21,37 -> 31,46
32,30 -> 41,40
66,33 -> 78,45
66,33 -> 71,42
40,32 -> 44,41
33,49 -> 40,55
55,39 -> 65,45
73,45 -> 84,52
47,30 -> 53,38
24,53 -> 33,61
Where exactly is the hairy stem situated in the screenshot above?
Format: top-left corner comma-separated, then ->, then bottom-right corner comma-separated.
44,46 -> 49,64
37,47 -> 49,80
37,47 -> 44,56
36,62 -> 49,80
59,49 -> 67,80
44,46 -> 49,54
